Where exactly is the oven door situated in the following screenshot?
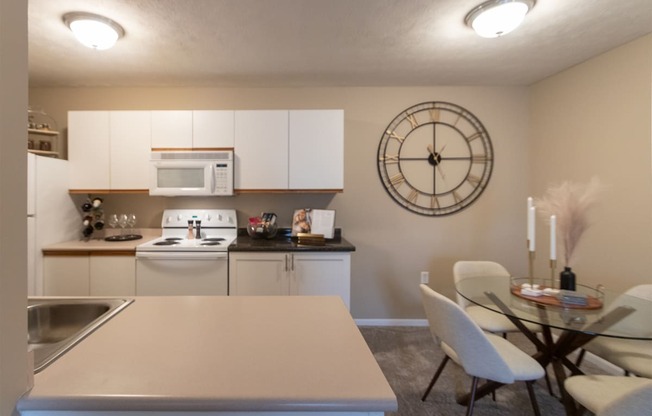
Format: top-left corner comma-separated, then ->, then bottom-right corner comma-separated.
135,251 -> 228,295
149,160 -> 215,196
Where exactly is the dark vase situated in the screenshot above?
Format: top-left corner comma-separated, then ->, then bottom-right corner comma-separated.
560,267 -> 576,291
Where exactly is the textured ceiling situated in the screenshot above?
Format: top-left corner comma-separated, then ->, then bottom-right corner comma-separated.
28,0 -> 652,88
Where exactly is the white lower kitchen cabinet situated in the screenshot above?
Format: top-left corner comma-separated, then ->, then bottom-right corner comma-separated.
43,253 -> 136,296
229,252 -> 351,309
90,255 -> 136,296
43,255 -> 90,296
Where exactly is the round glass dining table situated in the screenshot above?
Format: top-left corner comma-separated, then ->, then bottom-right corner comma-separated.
455,276 -> 652,415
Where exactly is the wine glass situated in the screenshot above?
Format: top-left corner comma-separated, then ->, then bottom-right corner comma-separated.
118,214 -> 128,235
126,214 -> 137,235
108,214 -> 119,236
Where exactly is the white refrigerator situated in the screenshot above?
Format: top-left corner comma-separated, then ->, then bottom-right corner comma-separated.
27,153 -> 79,296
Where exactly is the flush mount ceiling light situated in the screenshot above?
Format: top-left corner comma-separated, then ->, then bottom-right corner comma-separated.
465,0 -> 535,38
63,12 -> 125,50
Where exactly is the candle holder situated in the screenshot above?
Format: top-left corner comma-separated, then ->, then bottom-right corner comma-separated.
528,250 -> 535,285
549,259 -> 557,289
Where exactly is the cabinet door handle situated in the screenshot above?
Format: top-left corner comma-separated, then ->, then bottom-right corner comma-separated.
284,254 -> 289,272
291,254 -> 295,271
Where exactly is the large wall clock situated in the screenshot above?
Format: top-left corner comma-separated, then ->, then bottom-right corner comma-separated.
377,101 -> 494,216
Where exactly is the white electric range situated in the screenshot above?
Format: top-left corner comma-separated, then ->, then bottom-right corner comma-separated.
135,209 -> 237,295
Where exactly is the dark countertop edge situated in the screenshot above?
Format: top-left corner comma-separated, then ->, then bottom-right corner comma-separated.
230,228 -> 356,252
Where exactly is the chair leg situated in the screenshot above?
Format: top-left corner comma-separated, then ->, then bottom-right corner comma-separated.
543,367 -> 554,396
466,377 -> 479,416
525,380 -> 541,416
421,355 -> 450,401
575,349 -> 586,367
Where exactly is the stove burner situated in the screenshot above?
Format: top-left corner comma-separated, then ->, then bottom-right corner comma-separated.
203,238 -> 225,242
165,237 -> 183,241
154,241 -> 179,246
201,242 -> 221,246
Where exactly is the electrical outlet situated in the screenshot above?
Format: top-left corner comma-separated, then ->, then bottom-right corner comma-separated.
420,271 -> 429,284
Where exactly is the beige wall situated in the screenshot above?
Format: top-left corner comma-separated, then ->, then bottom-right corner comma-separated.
28,34 -> 652,320
530,34 -> 652,292
29,86 -> 531,319
1,0 -> 29,414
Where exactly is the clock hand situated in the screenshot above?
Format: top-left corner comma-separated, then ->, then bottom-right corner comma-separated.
426,145 -> 446,180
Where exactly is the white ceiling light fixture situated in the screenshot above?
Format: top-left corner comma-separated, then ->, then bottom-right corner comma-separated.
63,12 -> 125,50
465,0 -> 535,38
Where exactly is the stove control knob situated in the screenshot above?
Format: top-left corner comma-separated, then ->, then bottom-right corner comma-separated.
177,214 -> 184,221
217,214 -> 222,221
204,214 -> 212,222
165,216 -> 172,224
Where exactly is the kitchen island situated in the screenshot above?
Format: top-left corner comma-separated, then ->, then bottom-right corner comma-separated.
18,296 -> 396,415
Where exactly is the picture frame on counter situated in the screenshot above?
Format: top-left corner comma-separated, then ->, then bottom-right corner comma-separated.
291,209 -> 335,239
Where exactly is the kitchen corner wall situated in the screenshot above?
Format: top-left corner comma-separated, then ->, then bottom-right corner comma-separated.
29,34 -> 651,319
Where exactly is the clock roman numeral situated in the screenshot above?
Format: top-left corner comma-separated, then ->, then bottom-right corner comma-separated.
472,155 -> 491,163
390,173 -> 405,187
386,130 -> 405,143
429,109 -> 440,122
407,189 -> 419,204
430,196 -> 439,209
467,174 -> 481,185
380,154 -> 399,164
466,131 -> 482,142
452,191 -> 462,204
406,114 -> 419,129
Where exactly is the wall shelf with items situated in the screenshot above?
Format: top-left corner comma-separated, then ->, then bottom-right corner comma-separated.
28,108 -> 60,158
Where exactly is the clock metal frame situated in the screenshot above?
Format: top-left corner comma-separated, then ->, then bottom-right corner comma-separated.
377,101 -> 494,216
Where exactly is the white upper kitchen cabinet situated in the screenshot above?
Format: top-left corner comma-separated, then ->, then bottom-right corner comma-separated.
69,111 -> 151,191
110,111 -> 151,190
151,110 -> 193,149
289,110 -> 344,190
234,110 -> 289,190
193,110 -> 235,148
69,111 -> 111,190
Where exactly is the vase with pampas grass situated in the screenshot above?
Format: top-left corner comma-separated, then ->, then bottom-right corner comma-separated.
535,177 -> 603,289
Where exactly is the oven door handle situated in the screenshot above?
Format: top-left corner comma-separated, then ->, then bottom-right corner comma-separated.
136,251 -> 228,260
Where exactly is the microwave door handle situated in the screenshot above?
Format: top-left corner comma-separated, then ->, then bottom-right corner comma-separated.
210,164 -> 216,194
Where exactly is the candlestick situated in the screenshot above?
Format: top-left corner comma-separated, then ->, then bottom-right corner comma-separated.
528,206 -> 536,251
550,215 -> 556,260
550,259 -> 557,289
528,250 -> 535,285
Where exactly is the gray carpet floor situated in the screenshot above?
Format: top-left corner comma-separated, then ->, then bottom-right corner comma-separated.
359,326 -> 603,416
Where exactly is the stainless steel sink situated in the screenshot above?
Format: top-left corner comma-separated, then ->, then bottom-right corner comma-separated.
28,297 -> 133,373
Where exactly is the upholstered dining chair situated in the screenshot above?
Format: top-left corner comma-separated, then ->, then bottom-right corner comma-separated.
453,261 -> 542,337
419,284 -> 545,416
576,284 -> 652,378
565,375 -> 652,416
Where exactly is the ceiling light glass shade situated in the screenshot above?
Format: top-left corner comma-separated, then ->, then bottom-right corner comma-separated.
63,12 -> 125,50
465,0 -> 535,38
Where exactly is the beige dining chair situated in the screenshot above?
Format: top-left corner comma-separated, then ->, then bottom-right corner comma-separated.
565,375 -> 652,416
419,284 -> 545,416
453,261 -> 541,337
576,284 -> 652,378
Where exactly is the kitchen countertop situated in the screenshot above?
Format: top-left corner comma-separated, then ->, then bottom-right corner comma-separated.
230,228 -> 356,252
42,229 -> 161,253
42,228 -> 355,253
18,296 -> 396,415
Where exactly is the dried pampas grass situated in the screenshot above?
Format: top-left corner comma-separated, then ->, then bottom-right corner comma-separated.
536,177 -> 603,267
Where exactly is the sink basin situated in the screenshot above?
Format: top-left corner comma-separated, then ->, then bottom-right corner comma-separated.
28,298 -> 133,373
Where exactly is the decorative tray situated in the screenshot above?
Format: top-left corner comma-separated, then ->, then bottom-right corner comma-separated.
510,286 -> 603,310
104,234 -> 143,242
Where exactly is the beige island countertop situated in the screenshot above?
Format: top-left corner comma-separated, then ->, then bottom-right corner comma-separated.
18,296 -> 397,415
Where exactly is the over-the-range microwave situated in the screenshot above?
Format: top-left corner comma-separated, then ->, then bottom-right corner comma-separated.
149,150 -> 234,196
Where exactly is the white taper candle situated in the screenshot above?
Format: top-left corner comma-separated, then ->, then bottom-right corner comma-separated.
528,206 -> 536,251
550,215 -> 556,260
